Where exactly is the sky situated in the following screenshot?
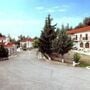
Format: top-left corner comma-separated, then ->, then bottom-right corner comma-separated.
0,0 -> 90,38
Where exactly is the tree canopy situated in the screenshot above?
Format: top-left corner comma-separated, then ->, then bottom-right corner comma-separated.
52,26 -> 73,61
38,14 -> 57,55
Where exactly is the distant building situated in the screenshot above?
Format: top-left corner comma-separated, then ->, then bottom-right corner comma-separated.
67,26 -> 90,52
20,38 -> 33,50
4,42 -> 17,55
0,36 -> 17,55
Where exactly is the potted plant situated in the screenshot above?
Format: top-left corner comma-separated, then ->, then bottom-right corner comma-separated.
73,53 -> 80,66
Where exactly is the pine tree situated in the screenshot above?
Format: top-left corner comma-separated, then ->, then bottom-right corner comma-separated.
52,26 -> 73,62
39,14 -> 57,57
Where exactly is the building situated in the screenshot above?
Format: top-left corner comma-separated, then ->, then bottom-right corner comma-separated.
20,38 -> 33,50
4,42 -> 17,55
0,36 -> 17,56
67,26 -> 90,52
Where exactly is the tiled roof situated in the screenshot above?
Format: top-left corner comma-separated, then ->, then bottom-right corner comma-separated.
67,26 -> 90,34
4,42 -> 15,48
21,38 -> 33,42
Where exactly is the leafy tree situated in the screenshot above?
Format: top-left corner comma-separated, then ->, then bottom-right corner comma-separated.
0,33 -> 3,37
18,35 -> 26,41
0,33 -> 5,37
8,34 -> 16,43
52,26 -> 73,62
32,37 -> 39,48
39,14 -> 57,57
75,22 -> 84,29
74,17 -> 90,29
65,23 -> 73,30
16,35 -> 26,48
83,17 -> 90,26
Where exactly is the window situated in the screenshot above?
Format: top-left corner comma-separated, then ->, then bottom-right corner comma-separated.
80,34 -> 82,38
85,34 -> 88,40
80,42 -> 83,47
76,35 -> 77,40
80,34 -> 82,40
85,42 -> 89,48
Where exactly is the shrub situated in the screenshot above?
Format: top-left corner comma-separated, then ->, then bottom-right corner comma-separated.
0,45 -> 9,58
32,39 -> 39,48
73,53 -> 80,63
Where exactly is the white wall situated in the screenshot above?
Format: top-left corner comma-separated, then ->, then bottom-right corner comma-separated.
72,31 -> 90,50
20,41 -> 33,49
74,31 -> 90,41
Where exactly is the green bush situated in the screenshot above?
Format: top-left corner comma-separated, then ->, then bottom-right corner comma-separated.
0,45 -> 8,58
32,39 -> 39,48
73,53 -> 80,63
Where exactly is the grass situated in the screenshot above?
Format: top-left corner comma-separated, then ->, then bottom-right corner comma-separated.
79,61 -> 90,67
65,50 -> 90,67
78,54 -> 90,67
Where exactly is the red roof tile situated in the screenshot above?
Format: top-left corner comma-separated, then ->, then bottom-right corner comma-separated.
67,26 -> 90,34
4,42 -> 15,48
21,38 -> 33,42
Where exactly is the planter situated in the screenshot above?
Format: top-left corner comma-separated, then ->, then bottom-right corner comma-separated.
73,61 -> 80,67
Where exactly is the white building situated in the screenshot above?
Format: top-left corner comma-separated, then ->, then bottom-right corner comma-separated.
67,26 -> 90,52
20,38 -> 33,49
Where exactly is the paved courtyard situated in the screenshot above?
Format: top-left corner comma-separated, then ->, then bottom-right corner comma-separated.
0,49 -> 90,90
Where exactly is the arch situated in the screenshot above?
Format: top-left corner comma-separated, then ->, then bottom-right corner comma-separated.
85,42 -> 89,48
80,42 -> 83,47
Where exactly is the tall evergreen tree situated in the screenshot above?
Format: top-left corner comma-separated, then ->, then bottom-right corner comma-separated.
39,15 -> 57,57
52,26 -> 73,62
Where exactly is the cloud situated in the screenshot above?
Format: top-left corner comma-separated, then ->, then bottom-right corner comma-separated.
35,5 -> 69,13
46,7 -> 67,13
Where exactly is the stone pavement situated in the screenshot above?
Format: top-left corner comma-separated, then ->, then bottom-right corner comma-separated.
0,49 -> 90,90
